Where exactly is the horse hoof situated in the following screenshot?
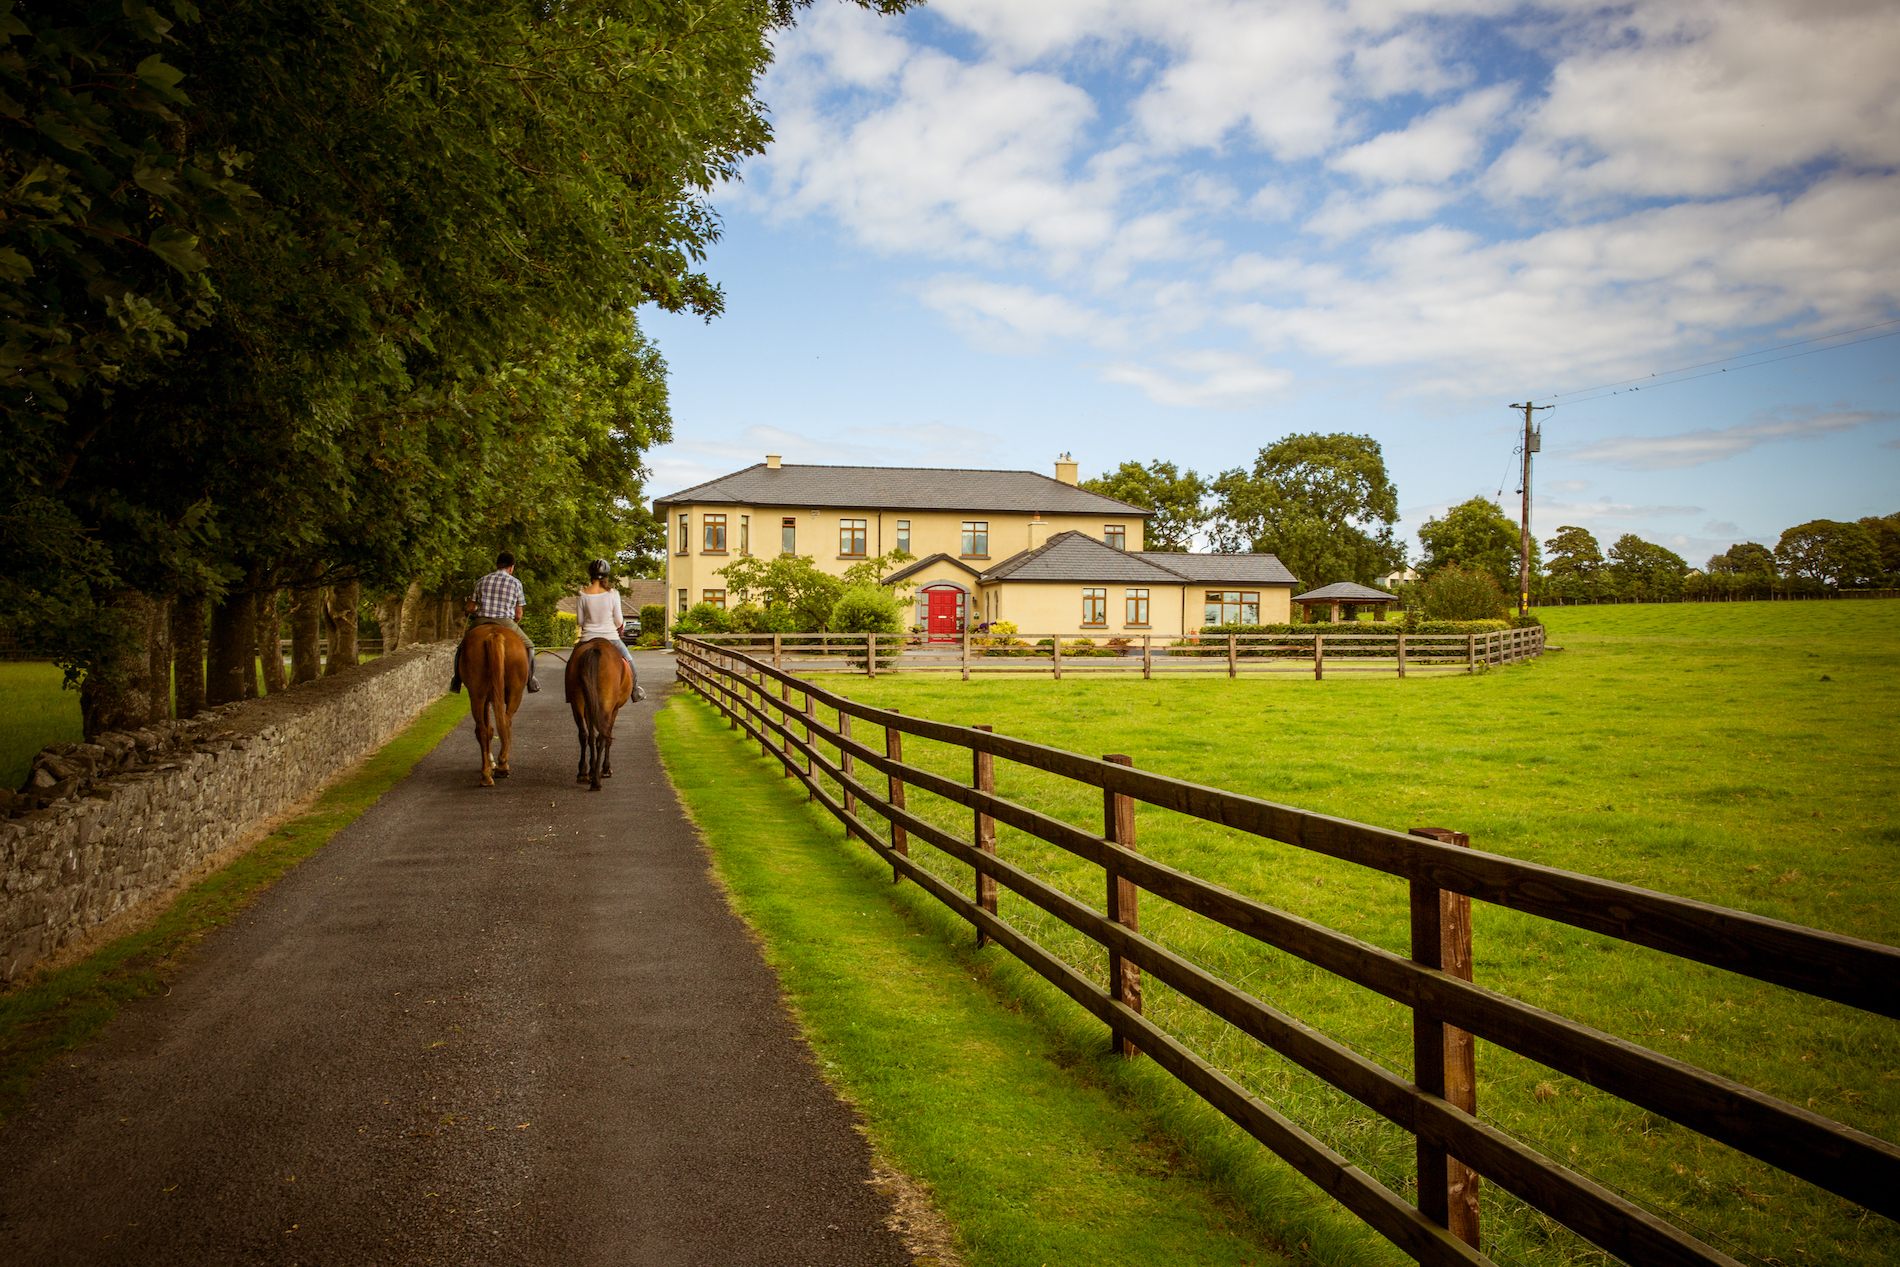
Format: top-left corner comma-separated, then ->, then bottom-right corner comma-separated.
576,772 -> 589,783
495,767 -> 510,779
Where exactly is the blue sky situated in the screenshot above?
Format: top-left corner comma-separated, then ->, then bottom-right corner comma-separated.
643,0 -> 1900,567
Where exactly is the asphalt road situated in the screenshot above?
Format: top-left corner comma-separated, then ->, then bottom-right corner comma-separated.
0,650 -> 915,1267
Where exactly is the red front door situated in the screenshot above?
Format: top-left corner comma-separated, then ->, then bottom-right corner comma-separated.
926,588 -> 961,642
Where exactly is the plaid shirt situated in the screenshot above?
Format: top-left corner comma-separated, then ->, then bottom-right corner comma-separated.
470,569 -> 526,619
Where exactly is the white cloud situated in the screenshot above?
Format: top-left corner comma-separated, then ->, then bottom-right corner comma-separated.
1568,409 -> 1899,470
1304,184 -> 1454,239
1330,84 -> 1515,184
919,276 -> 1128,350
1101,351 -> 1293,409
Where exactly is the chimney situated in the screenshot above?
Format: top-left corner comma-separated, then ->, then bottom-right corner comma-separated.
766,454 -> 781,470
1054,452 -> 1077,485
1027,514 -> 1049,551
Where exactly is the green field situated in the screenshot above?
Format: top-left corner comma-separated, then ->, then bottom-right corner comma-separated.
673,602 -> 1899,1266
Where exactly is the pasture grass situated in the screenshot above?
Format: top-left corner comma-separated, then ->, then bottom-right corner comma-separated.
0,695 -> 467,1124
659,698 -> 1343,1267
679,601 -> 1899,1266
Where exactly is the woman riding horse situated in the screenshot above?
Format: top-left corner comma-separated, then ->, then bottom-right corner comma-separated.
565,559 -> 639,789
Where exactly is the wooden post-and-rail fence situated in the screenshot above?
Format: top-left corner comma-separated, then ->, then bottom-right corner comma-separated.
672,636 -> 1900,1267
686,624 -> 1545,680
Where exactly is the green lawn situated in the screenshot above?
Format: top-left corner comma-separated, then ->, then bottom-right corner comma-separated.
0,662 -> 82,790
671,601 -> 1899,1267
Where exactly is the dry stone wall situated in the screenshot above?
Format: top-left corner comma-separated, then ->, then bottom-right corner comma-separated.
0,641 -> 458,984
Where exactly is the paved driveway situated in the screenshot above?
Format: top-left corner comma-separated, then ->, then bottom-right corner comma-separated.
0,650 -> 913,1267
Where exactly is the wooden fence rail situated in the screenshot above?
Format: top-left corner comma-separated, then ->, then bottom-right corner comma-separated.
673,638 -> 1899,1267
683,625 -> 1545,680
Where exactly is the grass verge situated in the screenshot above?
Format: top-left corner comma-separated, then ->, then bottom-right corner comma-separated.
656,694 -> 1422,1267
675,601 -> 1899,1266
0,693 -> 466,1123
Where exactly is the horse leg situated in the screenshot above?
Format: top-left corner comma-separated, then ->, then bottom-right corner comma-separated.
494,695 -> 513,778
475,695 -> 494,788
573,702 -> 589,783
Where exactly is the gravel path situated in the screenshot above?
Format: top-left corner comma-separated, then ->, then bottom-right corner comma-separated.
0,650 -> 915,1267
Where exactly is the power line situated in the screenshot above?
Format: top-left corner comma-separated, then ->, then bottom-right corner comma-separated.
1551,327 -> 1900,408
1539,314 -> 1900,403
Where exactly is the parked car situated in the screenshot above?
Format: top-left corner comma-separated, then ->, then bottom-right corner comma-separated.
620,615 -> 641,644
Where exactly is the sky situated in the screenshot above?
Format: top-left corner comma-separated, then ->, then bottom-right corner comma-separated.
641,0 -> 1900,568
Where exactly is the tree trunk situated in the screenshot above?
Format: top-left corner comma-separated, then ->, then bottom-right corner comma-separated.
173,593 -> 207,718
289,584 -> 322,685
206,583 -> 258,706
257,588 -> 287,695
379,591 -> 407,652
436,594 -> 455,641
398,578 -> 426,646
144,597 -> 173,725
325,580 -> 360,675
79,588 -> 162,738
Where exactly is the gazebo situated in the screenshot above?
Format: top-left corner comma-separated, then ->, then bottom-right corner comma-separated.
1292,581 -> 1400,623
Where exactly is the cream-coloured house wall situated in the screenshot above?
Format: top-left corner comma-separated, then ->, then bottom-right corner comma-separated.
981,579 -> 1294,637
981,581 -> 1189,639
663,503 -> 1145,612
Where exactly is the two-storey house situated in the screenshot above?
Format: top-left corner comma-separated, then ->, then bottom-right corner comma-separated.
652,455 -> 1298,638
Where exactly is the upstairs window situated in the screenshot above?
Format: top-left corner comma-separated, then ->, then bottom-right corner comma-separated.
839,518 -> 868,557
1105,524 -> 1126,550
961,520 -> 988,557
740,515 -> 750,554
676,513 -> 689,555
781,517 -> 797,554
702,513 -> 727,553
896,519 -> 911,554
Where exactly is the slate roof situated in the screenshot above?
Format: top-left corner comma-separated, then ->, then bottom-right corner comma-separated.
881,553 -> 983,585
652,463 -> 1149,517
1293,581 -> 1398,603
980,532 -> 1299,587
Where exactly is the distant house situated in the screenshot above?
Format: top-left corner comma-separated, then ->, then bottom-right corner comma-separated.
1380,567 -> 1419,589
651,455 -> 1297,638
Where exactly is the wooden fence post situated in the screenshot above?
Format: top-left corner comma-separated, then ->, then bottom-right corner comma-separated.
1397,632 -> 1407,680
779,679 -> 794,777
1052,636 -> 1062,681
839,709 -> 856,824
1466,633 -> 1476,673
1314,634 -> 1325,681
1142,634 -> 1152,681
1408,826 -> 1481,1250
755,670 -> 772,763
865,632 -> 877,679
802,691 -> 816,799
973,723 -> 997,946
1103,753 -> 1141,1059
1227,633 -> 1238,678
724,650 -> 738,727
886,711 -> 908,883
961,626 -> 970,681
773,632 -> 782,671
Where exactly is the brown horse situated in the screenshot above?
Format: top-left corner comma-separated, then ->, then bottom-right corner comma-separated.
459,623 -> 530,787
564,638 -> 635,791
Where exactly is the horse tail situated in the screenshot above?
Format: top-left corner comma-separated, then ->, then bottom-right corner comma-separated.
482,628 -> 505,731
577,640 -> 605,739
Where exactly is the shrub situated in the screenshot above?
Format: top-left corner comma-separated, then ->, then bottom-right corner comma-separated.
638,603 -> 666,637
1415,565 -> 1508,621
672,602 -> 732,635
829,586 -> 905,667
550,611 -> 578,646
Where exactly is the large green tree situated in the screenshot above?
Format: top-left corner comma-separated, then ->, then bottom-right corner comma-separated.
1542,525 -> 1605,601
1417,497 -> 1528,591
1081,460 -> 1208,551
1208,433 -> 1401,588
1776,520 -> 1882,589
1607,534 -> 1689,602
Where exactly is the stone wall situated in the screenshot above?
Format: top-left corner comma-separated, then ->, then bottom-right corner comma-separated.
0,641 -> 458,984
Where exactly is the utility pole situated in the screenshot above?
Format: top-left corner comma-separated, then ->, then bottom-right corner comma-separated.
1508,401 -> 1551,616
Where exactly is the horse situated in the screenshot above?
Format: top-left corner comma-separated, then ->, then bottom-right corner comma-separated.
565,638 -> 635,791
459,622 -> 530,787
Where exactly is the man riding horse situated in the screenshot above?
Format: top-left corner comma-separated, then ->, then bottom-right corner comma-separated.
450,550 -> 541,695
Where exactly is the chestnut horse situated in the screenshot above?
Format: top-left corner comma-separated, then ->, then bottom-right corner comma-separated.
564,638 -> 635,791
459,623 -> 530,787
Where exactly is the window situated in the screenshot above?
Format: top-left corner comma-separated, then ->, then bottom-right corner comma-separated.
1105,524 -> 1126,550
1125,588 -> 1150,625
1204,590 -> 1260,625
781,517 -> 797,553
702,589 -> 726,610
895,519 -> 911,554
677,588 -> 688,615
839,517 -> 867,557
1081,587 -> 1107,626
676,513 -> 689,554
740,514 -> 750,554
703,513 -> 727,553
961,520 -> 989,556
